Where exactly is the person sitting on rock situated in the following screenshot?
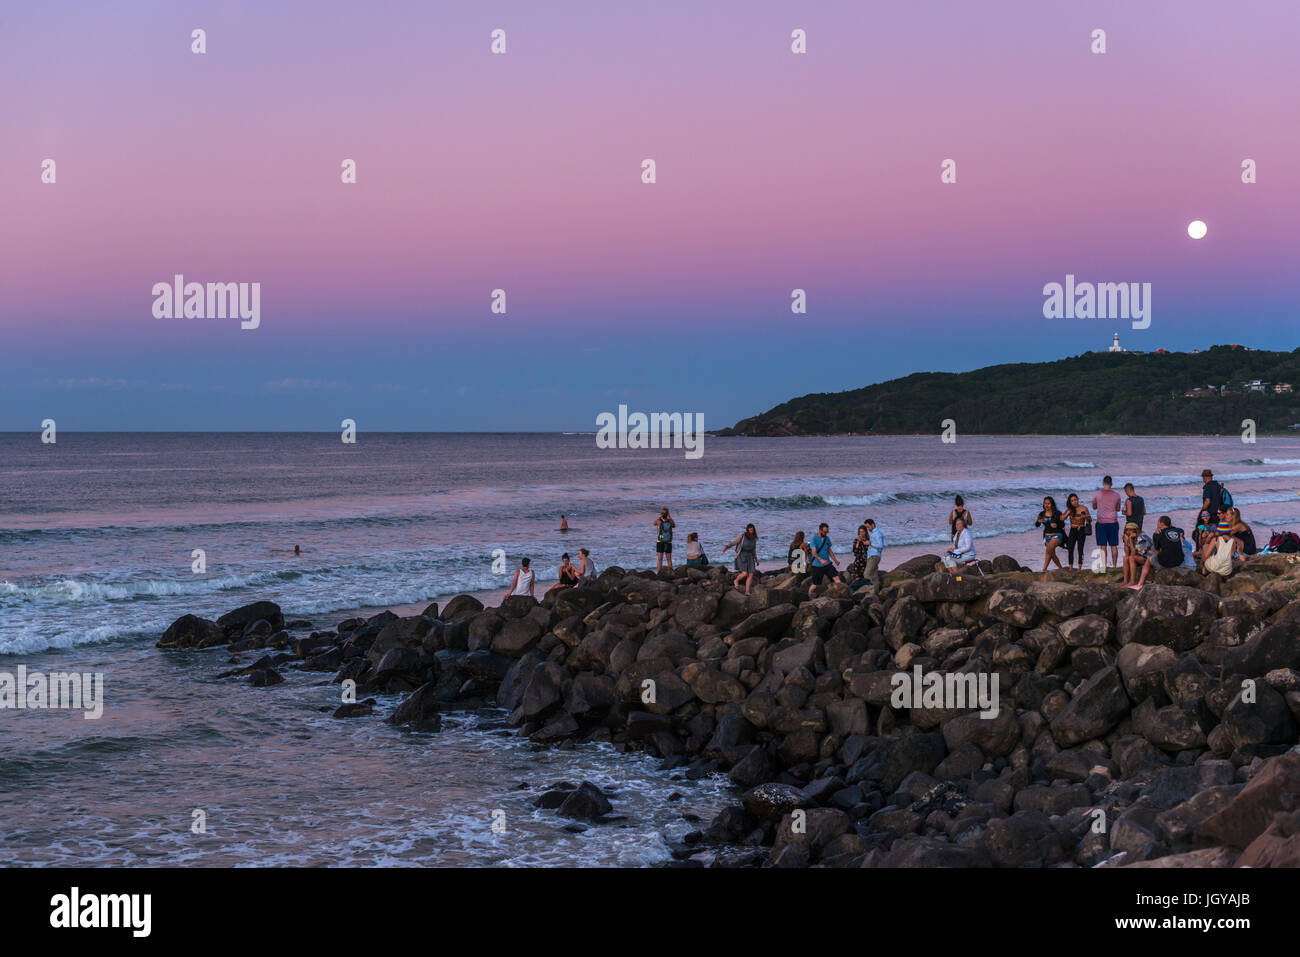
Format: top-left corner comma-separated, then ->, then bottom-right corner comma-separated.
577,547 -> 598,582
546,553 -> 580,594
942,517 -> 975,569
1122,524 -> 1154,587
503,557 -> 535,603
685,532 -> 708,568
1201,521 -> 1245,578
1129,515 -> 1185,589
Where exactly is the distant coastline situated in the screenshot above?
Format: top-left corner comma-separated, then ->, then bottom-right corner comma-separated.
721,345 -> 1300,437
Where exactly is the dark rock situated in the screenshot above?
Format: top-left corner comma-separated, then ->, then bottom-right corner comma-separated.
158,614 -> 225,649
1115,585 -> 1217,652
1049,666 -> 1130,747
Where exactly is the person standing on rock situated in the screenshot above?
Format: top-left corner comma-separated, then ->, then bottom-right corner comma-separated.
723,524 -> 759,595
1123,483 -> 1145,531
848,524 -> 872,590
1091,475 -> 1123,571
808,522 -> 842,596
503,557 -> 535,602
862,518 -> 884,588
1064,493 -> 1092,570
948,495 -> 973,538
1035,496 -> 1067,572
654,508 -> 675,572
788,531 -> 811,573
1200,469 -> 1226,525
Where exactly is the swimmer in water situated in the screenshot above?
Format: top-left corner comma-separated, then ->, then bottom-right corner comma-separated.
560,515 -> 569,532
294,545 -> 301,555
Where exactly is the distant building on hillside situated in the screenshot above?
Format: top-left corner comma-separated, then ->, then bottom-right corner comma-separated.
1109,333 -> 1123,353
1184,387 -> 1216,398
1276,382 -> 1294,393
1244,379 -> 1269,393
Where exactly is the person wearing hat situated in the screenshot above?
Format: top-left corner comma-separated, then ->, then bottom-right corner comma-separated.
1122,522 -> 1153,586
1200,469 -> 1226,525
1201,520 -> 1244,577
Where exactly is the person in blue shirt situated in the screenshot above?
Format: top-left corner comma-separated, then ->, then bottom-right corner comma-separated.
808,522 -> 842,596
861,517 -> 884,588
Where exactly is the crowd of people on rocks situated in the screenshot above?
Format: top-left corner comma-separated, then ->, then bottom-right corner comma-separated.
502,469 -> 1266,601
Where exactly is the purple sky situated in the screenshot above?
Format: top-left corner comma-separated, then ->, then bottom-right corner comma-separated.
2,0 -> 1297,430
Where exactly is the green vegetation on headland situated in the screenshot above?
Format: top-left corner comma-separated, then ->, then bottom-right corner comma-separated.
720,345 -> 1300,436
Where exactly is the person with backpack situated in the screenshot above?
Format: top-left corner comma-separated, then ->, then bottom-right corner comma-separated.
1201,469 -> 1232,524
1123,483 -> 1145,531
653,508 -> 675,572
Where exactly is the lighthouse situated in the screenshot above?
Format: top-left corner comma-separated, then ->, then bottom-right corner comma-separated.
1109,333 -> 1123,353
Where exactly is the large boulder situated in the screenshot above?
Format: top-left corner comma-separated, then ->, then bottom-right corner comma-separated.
1219,682 -> 1297,750
387,682 -> 443,729
1115,585 -> 1217,652
729,604 -> 796,642
889,555 -> 943,579
884,597 -> 928,648
1049,666 -> 1130,747
985,589 -> 1043,628
441,594 -> 484,622
1198,753 -> 1300,848
742,783 -> 804,821
1026,582 -> 1092,619
217,601 -> 284,637
157,614 -> 225,649
1116,643 -> 1177,702
1222,617 -> 1300,678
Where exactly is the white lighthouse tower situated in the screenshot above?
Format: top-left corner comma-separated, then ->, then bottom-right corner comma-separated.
1109,332 -> 1123,353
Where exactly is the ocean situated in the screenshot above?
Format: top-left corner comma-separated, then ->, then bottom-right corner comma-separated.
3,431 -> 1300,865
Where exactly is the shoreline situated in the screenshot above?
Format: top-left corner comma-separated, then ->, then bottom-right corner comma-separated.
157,550 -> 1300,868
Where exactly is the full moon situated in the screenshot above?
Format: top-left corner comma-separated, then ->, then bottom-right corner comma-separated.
1187,220 -> 1208,240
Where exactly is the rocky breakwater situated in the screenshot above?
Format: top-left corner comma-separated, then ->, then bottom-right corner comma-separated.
157,552 -> 1300,868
